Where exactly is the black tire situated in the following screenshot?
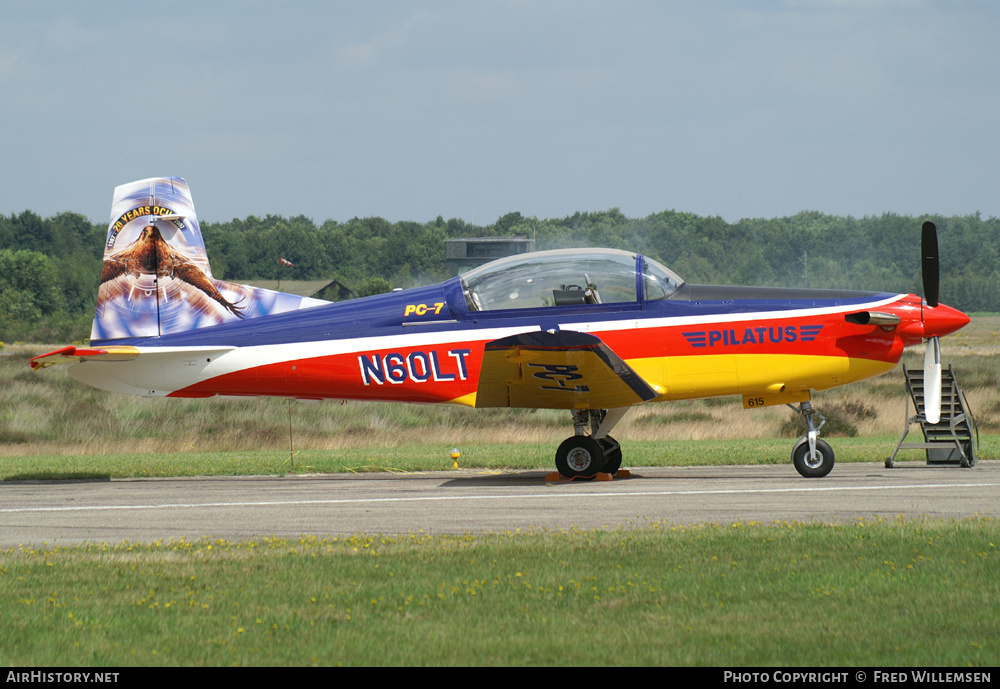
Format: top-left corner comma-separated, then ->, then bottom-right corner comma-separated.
598,436 -> 622,474
555,436 -> 606,479
792,438 -> 835,478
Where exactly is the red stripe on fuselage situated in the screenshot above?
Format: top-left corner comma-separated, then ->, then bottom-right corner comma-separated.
169,343 -> 481,402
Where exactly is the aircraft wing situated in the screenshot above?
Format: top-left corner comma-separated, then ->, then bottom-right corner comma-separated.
475,330 -> 663,409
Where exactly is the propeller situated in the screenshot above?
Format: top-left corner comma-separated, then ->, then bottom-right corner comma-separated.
923,336 -> 942,424
921,221 -> 942,424
921,221 -> 939,308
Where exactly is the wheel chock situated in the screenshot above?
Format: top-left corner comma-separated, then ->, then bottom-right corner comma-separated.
545,470 -> 630,482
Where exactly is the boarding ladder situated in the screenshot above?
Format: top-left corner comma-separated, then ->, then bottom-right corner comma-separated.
886,364 -> 978,468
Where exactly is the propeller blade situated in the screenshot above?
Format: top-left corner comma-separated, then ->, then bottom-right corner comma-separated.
921,221 -> 939,308
923,336 -> 942,424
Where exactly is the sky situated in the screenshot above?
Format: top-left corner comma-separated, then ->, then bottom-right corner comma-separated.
2,1 -> 998,227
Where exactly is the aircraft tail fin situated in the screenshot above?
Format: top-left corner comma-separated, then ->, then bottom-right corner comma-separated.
92,177 -> 327,342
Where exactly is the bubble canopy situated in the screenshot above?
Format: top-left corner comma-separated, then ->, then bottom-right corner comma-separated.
459,248 -> 684,311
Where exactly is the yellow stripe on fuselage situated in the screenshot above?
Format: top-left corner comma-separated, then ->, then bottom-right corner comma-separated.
443,353 -> 897,409
629,353 -> 897,403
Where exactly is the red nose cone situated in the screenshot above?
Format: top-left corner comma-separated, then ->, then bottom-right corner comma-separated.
924,302 -> 970,339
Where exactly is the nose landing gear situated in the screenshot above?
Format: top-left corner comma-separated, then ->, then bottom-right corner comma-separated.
788,401 -> 835,478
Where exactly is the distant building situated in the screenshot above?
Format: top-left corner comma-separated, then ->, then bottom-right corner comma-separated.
445,236 -> 536,276
242,278 -> 357,302
311,279 -> 356,302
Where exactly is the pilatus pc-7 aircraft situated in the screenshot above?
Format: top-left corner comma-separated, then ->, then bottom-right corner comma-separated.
31,177 -> 970,479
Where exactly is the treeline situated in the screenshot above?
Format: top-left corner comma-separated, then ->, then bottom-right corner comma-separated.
0,212 -> 104,342
2,208 -> 999,343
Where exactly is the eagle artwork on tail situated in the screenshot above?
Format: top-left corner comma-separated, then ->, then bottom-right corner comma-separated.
99,225 -> 245,319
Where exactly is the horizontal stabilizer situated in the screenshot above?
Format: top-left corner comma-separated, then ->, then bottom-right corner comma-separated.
30,345 -> 141,369
476,330 -> 661,409
30,345 -> 234,370
31,344 -> 237,396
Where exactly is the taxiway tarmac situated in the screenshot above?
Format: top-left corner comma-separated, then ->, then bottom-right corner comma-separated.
2,461 -> 998,547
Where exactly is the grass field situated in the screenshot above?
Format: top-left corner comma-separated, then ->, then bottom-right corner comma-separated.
3,520 -> 999,666
2,321 -> 999,666
3,436 -> 1000,482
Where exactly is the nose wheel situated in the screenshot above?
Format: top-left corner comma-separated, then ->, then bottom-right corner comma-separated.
788,401 -> 835,478
791,437 -> 835,478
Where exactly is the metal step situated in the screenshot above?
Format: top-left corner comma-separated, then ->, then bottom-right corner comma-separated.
887,364 -> 978,468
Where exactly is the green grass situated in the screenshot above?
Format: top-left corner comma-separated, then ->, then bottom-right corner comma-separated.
5,436 -> 999,482
2,519 -> 998,666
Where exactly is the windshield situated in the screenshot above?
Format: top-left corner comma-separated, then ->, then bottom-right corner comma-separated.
461,248 -> 639,311
642,256 -> 684,300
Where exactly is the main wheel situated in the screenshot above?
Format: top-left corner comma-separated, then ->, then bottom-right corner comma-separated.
555,436 -> 606,479
598,436 -> 622,474
791,438 -> 835,478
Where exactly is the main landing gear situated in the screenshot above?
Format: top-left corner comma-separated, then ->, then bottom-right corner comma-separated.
554,408 -> 627,480
788,401 -> 835,478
